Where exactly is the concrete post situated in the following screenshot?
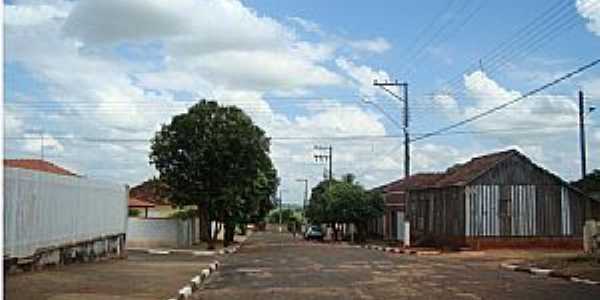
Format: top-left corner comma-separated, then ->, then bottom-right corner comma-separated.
403,221 -> 410,248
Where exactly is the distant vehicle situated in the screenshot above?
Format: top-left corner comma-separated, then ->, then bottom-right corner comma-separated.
304,225 -> 324,241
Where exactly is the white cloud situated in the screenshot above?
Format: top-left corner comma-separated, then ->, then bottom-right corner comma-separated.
348,37 -> 391,54
435,71 -> 579,140
5,3 -> 69,26
63,0 -> 292,52
288,16 -> 322,34
335,57 -> 398,97
577,0 -> 600,36
22,133 -> 64,154
4,0 -> 400,192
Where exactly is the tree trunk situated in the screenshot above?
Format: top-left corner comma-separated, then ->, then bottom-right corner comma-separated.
224,221 -> 235,247
206,220 -> 215,250
240,223 -> 247,235
331,223 -> 338,241
198,203 -> 210,242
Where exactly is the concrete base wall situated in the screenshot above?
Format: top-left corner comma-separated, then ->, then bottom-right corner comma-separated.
4,233 -> 126,275
127,217 -> 193,248
415,235 -> 582,250
465,236 -> 582,250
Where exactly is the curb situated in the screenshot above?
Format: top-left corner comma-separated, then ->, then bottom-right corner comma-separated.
168,260 -> 220,300
499,263 -> 600,286
359,244 -> 440,256
168,232 -> 251,299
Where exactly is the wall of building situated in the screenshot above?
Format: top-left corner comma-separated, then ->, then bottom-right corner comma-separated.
127,217 -> 196,248
4,167 -> 128,259
407,187 -> 465,244
4,233 -> 126,274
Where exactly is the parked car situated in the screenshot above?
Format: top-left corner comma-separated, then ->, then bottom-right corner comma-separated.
304,225 -> 324,241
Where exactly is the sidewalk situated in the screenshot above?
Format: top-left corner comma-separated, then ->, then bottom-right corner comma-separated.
6,248 -> 217,299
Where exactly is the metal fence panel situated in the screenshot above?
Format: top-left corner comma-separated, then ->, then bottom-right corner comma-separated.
4,167 -> 128,258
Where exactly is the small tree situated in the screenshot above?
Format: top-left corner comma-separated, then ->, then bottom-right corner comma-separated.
307,174 -> 383,242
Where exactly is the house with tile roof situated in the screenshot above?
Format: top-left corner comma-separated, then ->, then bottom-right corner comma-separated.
375,149 -> 600,249
4,159 -> 78,176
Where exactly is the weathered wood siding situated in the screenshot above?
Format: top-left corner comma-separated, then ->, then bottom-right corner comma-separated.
407,187 -> 464,240
470,154 -> 587,237
408,154 -> 592,241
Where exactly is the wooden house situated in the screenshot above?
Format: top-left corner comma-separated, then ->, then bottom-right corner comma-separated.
380,149 -> 600,249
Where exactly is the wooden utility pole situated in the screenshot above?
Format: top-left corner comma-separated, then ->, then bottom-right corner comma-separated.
314,145 -> 333,184
579,90 -> 587,179
374,80 -> 410,178
279,189 -> 283,232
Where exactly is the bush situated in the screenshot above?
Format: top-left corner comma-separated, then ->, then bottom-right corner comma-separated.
128,208 -> 141,217
169,209 -> 198,219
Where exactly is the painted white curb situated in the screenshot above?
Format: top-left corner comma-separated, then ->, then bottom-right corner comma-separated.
500,263 -> 519,271
209,262 -> 217,272
530,267 -> 553,276
201,268 -> 210,279
190,275 -> 201,290
178,285 -> 192,299
192,250 -> 215,256
571,277 -> 600,285
501,263 -> 600,286
148,249 -> 170,255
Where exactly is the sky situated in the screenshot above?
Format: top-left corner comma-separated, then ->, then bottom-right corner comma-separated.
4,0 -> 600,205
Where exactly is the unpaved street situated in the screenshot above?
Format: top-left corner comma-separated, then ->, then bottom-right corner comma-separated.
196,231 -> 600,300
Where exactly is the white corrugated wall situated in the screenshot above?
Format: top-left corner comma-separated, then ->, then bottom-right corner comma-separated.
466,185 -> 538,237
561,187 -> 572,235
465,185 -> 500,236
4,167 -> 128,258
510,185 -> 536,236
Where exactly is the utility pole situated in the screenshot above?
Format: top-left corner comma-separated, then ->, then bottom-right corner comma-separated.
278,189 -> 283,233
374,80 -> 410,178
40,133 -> 45,160
296,178 -> 308,211
579,90 -> 587,179
314,145 -> 333,184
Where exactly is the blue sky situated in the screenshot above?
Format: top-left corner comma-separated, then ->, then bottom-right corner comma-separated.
4,0 -> 600,204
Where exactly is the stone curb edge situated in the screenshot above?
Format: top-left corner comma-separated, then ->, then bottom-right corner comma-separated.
357,244 -> 441,256
168,231 -> 252,299
499,263 -> 600,286
166,260 -> 220,300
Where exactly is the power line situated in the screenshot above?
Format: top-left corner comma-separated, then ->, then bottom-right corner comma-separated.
412,58 -> 600,142
432,0 -> 597,95
6,123 -> 592,145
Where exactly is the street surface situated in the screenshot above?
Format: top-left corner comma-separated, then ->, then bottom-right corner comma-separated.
196,231 -> 600,300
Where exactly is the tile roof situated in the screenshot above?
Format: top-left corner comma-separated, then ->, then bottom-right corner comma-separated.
4,159 -> 77,176
129,179 -> 171,205
384,173 -> 445,192
434,149 -> 516,187
128,197 -> 156,208
383,149 -> 518,192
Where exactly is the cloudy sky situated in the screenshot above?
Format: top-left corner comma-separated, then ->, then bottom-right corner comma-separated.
4,0 -> 600,205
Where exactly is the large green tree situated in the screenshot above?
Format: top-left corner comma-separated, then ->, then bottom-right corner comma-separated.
150,100 -> 277,248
